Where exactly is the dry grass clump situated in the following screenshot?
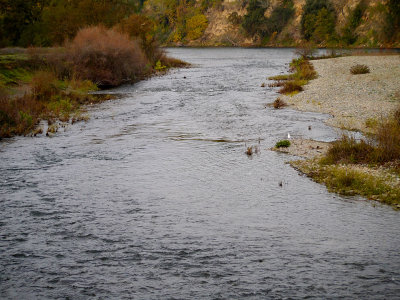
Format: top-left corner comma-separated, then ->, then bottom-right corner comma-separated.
159,55 -> 189,68
350,64 -> 370,75
322,135 -> 375,164
246,146 -> 253,156
0,93 -> 43,137
31,71 -> 59,100
270,58 -> 316,95
294,43 -> 317,59
322,107 -> 400,166
290,58 -> 317,80
66,26 -> 148,87
268,81 -> 285,87
268,74 -> 292,81
279,81 -> 303,94
273,97 -> 287,109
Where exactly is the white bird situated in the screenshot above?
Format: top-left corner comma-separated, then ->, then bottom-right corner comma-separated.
287,133 -> 291,139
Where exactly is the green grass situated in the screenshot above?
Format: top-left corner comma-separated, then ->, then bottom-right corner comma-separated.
0,54 -> 99,138
290,106 -> 400,208
0,54 -> 29,65
0,67 -> 33,86
275,140 -> 291,148
268,74 -> 292,81
292,160 -> 400,207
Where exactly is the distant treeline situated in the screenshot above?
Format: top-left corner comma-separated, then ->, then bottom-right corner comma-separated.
0,0 -> 144,47
1,0 -> 399,48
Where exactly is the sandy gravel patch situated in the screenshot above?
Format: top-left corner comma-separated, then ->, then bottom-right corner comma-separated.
272,139 -> 330,159
281,55 -> 400,133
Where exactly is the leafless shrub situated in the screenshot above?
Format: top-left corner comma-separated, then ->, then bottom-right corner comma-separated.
66,26 -> 148,87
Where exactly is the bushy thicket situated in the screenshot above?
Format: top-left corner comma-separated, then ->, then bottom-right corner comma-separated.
301,0 -> 336,43
322,107 -> 400,166
0,0 -> 141,47
114,14 -> 161,64
341,1 -> 365,45
67,26 -> 148,87
386,0 -> 400,42
242,0 -> 294,39
242,0 -> 269,37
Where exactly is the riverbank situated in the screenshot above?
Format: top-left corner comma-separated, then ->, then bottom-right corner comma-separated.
272,55 -> 400,208
0,43 -> 187,138
280,55 -> 400,133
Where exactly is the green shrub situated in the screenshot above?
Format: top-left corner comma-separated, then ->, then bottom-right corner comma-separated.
154,60 -> 166,71
301,0 -> 336,43
350,64 -> 370,74
341,2 -> 365,45
228,12 -> 242,25
263,3 -> 295,37
242,0 -> 294,38
242,0 -> 269,37
276,140 -> 291,148
385,0 -> 400,41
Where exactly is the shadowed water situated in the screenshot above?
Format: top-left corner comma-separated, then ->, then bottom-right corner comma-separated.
0,48 -> 399,299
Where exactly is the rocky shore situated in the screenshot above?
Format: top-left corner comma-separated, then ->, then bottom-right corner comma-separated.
281,55 -> 400,133
274,55 -> 400,208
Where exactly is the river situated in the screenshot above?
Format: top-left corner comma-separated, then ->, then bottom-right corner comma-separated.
0,48 -> 399,299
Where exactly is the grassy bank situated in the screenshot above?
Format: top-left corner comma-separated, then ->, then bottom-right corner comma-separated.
270,54 -> 400,208
0,27 -> 187,139
268,57 -> 316,100
296,108 -> 400,208
291,159 -> 400,208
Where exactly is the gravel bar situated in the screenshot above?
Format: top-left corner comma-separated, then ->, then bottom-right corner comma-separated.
281,55 -> 400,133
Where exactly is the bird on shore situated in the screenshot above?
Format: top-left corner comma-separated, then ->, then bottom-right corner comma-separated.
287,133 -> 291,139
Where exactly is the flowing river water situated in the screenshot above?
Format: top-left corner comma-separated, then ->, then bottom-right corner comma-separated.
0,48 -> 399,299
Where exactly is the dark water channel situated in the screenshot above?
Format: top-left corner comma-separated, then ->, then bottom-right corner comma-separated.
1,48 -> 399,299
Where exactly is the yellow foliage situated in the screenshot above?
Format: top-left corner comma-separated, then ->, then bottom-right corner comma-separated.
186,14 -> 208,40
172,30 -> 183,42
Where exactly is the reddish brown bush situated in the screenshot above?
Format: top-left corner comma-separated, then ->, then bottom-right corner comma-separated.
0,94 -> 43,137
114,14 -> 162,65
31,71 -> 59,100
66,26 -> 148,87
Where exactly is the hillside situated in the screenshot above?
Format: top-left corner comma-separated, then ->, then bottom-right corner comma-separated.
1,0 -> 398,48
142,0 -> 400,47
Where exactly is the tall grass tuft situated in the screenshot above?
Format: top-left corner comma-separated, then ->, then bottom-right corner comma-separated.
0,94 -> 43,137
350,64 -> 370,75
66,26 -> 148,87
275,58 -> 316,95
273,97 -> 287,109
323,110 -> 400,166
31,71 -> 59,100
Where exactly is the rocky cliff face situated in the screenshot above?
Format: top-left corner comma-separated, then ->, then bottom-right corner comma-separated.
191,0 -> 396,47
